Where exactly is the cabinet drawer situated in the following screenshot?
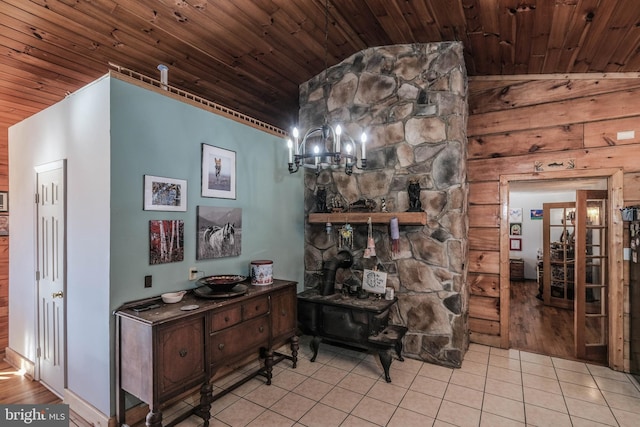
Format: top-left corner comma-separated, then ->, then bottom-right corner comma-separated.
211,305 -> 242,330
210,316 -> 269,365
242,296 -> 269,320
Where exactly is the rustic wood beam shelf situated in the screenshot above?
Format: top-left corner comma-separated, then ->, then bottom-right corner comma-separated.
308,212 -> 427,225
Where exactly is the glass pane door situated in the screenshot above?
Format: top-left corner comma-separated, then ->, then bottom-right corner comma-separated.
543,202 -> 576,310
575,190 -> 608,363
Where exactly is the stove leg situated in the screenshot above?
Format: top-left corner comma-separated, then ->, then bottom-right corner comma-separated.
265,348 -> 274,385
395,339 -> 405,361
310,336 -> 321,362
378,350 -> 392,383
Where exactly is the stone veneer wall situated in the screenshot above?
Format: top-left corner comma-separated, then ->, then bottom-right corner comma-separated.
300,42 -> 468,367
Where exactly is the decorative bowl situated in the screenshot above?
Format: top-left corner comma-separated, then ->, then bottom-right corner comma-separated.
161,290 -> 187,304
197,275 -> 247,292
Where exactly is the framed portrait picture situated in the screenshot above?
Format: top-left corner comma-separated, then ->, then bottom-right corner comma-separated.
0,214 -> 8,236
197,206 -> 242,259
0,191 -> 7,212
144,175 -> 187,211
201,144 -> 236,199
510,238 -> 522,251
509,223 -> 522,236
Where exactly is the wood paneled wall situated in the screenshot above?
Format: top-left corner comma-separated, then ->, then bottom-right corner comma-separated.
0,127 -> 8,356
467,76 -> 640,369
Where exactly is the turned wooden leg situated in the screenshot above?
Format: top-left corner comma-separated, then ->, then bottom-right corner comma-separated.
265,348 -> 274,385
378,350 -> 393,383
145,410 -> 162,427
195,382 -> 213,425
310,336 -> 321,362
290,335 -> 299,368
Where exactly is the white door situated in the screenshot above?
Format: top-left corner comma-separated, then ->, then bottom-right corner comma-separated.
35,160 -> 66,396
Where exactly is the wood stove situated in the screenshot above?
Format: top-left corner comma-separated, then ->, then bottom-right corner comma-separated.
297,289 -> 406,382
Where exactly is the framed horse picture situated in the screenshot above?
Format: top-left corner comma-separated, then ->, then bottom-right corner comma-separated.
201,144 -> 236,199
196,206 -> 242,259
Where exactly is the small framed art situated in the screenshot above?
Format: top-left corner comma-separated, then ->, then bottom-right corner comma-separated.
0,191 -> 7,212
0,215 -> 8,236
510,238 -> 522,251
509,223 -> 522,236
144,175 -> 187,211
201,144 -> 236,199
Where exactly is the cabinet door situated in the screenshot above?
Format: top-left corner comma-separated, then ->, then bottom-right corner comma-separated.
271,286 -> 297,342
156,316 -> 206,401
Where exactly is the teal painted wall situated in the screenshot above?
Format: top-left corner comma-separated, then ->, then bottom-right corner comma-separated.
109,78 -> 304,309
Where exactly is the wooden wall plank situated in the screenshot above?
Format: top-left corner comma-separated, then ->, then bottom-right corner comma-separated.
468,144 -> 640,183
469,272 -> 499,297
468,86 -> 640,135
623,172 -> 640,202
469,295 -> 500,321
468,124 -> 584,160
469,228 -> 500,251
469,79 -> 640,115
468,250 -> 500,275
469,318 -> 500,336
469,331 -> 502,347
469,181 -> 500,205
468,205 -> 500,228
584,116 -> 640,148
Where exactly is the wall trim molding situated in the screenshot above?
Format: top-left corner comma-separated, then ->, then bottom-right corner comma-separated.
64,389 -> 111,427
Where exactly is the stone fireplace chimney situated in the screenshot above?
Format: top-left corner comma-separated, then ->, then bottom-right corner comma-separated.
300,42 -> 468,367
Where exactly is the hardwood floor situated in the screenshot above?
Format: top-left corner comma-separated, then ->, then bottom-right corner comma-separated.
0,358 -> 91,426
509,279 -> 578,360
0,359 -> 60,405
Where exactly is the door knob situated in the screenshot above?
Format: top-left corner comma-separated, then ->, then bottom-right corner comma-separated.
52,291 -> 64,298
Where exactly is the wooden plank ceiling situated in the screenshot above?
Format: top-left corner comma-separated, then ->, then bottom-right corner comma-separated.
1,0 -> 639,131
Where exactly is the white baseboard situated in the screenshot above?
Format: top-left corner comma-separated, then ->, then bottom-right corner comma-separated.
4,347 -> 35,379
64,389 -> 113,427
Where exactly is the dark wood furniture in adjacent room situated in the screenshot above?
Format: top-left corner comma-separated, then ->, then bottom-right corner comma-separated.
114,280 -> 297,427
509,258 -> 524,281
297,289 -> 406,382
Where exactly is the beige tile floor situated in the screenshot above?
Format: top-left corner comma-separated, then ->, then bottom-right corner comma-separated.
161,336 -> 640,427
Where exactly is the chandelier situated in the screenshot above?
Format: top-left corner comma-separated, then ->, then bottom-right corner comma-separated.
286,0 -> 367,176
287,124 -> 367,175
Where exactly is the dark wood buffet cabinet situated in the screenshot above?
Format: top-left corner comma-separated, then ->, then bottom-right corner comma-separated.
114,280 -> 298,427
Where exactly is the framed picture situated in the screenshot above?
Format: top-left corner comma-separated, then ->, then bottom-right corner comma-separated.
0,191 -> 7,212
510,238 -> 522,251
144,175 -> 187,211
149,220 -> 184,264
201,144 -> 236,199
0,214 -> 8,236
197,206 -> 242,259
509,207 -> 522,223
509,223 -> 522,236
530,209 -> 543,220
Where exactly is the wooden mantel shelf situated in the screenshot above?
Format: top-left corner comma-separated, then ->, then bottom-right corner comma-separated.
308,212 -> 427,225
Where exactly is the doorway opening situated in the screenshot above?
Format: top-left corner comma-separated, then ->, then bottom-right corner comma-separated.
500,169 -> 624,369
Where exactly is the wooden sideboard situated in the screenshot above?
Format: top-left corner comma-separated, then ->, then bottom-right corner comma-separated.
114,280 -> 298,427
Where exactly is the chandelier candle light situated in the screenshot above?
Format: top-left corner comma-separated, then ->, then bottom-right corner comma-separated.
287,124 -> 367,175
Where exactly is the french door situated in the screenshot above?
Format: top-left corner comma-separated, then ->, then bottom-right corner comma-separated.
575,190 -> 608,363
